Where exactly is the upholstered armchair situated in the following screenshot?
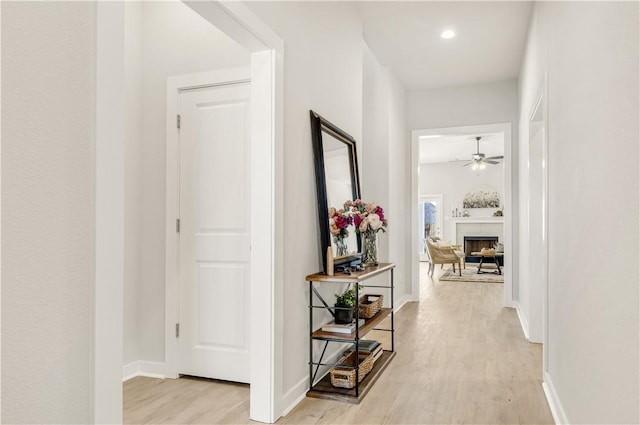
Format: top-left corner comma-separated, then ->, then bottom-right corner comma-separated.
426,238 -> 465,277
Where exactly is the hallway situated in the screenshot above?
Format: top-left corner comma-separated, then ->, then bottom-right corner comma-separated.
124,263 -> 553,424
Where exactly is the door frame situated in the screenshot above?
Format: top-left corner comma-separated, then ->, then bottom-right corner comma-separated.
164,67 -> 251,381
527,75 -> 549,354
94,2 -> 284,423
410,123 -> 514,306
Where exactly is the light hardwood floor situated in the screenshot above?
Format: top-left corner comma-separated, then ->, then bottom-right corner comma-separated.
124,263 -> 553,424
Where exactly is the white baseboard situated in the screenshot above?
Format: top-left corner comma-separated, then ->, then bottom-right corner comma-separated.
394,294 -> 412,312
280,376 -> 308,417
139,361 -> 166,378
543,372 -> 569,425
122,361 -> 139,382
503,296 -> 516,309
515,303 -> 531,341
122,360 -> 166,381
280,345 -> 347,417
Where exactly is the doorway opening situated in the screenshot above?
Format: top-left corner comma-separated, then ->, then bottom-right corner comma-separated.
410,123 -> 514,306
95,1 -> 283,423
418,195 -> 443,262
126,1 -> 254,421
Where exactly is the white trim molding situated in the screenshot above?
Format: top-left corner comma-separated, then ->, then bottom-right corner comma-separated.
394,294 -> 413,313
94,3 -> 125,423
184,1 -> 283,55
122,362 -> 139,382
279,345 -> 348,417
122,361 -> 167,382
543,372 -> 569,425
515,302 -> 531,341
280,377 -> 308,417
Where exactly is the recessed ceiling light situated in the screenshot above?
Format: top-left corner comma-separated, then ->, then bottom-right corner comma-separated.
441,30 -> 455,39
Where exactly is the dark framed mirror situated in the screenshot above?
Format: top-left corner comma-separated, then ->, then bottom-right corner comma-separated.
310,110 -> 362,273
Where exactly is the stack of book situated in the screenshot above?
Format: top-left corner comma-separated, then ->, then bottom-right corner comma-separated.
357,339 -> 384,363
321,319 -> 365,334
343,339 -> 383,364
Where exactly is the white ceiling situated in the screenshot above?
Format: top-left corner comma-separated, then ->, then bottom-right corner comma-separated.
356,1 -> 533,90
419,132 -> 504,164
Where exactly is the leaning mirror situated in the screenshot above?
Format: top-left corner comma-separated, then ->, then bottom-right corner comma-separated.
310,110 -> 362,273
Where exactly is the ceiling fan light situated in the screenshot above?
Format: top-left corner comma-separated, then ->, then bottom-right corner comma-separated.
479,162 -> 487,170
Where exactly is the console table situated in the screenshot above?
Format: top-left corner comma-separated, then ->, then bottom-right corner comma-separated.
305,263 -> 396,403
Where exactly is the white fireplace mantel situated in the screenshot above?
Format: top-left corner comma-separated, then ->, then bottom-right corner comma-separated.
450,217 -> 504,224
447,217 -> 504,245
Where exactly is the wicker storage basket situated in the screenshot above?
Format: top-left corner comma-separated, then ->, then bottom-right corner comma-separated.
358,294 -> 383,319
330,350 -> 375,389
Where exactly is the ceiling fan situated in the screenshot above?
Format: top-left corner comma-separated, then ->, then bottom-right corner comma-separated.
463,136 -> 503,170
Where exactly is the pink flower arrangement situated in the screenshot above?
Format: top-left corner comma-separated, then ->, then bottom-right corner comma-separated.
344,199 -> 388,234
328,207 -> 353,237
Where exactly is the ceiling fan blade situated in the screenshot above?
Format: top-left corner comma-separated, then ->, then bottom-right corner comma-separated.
462,162 -> 473,167
485,156 -> 504,160
485,160 -> 501,165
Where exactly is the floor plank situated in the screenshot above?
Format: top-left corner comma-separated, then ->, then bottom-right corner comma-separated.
124,263 -> 554,424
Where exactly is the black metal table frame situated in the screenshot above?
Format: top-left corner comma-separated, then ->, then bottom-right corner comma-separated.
476,255 -> 503,275
308,269 -> 394,398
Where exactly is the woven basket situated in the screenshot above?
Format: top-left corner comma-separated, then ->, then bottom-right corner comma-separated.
358,294 -> 383,319
330,350 -> 375,389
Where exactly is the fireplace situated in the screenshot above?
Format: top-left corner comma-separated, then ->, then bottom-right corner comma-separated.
464,236 -> 498,263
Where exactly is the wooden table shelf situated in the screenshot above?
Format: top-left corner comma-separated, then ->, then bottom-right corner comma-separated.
307,351 -> 396,403
306,263 -> 396,403
312,308 -> 392,341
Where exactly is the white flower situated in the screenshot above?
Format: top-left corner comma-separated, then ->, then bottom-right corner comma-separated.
368,213 -> 382,230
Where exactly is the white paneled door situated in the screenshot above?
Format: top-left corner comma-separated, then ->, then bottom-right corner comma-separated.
178,82 -> 250,383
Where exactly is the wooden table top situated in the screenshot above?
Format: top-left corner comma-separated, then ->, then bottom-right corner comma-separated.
470,252 -> 504,257
306,263 -> 395,283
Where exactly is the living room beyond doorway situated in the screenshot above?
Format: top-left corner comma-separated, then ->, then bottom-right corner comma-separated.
411,123 -> 513,305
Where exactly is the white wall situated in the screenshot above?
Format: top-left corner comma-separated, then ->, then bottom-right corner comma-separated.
124,1 -> 250,366
2,2 -> 95,423
407,81 -> 519,132
407,81 -> 519,297
519,3 -> 639,424
419,161 -> 504,241
244,2 -> 366,414
363,42 -> 389,233
362,42 -> 411,302
386,56 -> 411,304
